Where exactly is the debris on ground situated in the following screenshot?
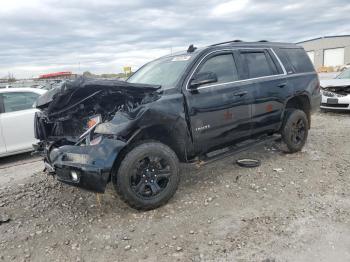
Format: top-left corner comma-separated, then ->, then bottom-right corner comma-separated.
273,168 -> 284,172
0,215 -> 10,225
236,158 -> 261,168
0,112 -> 350,261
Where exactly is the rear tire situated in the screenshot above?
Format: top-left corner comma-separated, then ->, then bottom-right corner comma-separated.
113,141 -> 180,210
280,109 -> 309,153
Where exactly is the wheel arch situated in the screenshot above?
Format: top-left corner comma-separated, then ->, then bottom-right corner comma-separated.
109,124 -> 189,183
284,94 -> 311,128
126,124 -> 188,161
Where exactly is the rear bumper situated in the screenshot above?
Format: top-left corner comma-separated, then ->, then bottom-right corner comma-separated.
46,138 -> 126,193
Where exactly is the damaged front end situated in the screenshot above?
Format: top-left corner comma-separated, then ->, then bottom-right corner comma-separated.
321,85 -> 350,97
34,77 -> 160,193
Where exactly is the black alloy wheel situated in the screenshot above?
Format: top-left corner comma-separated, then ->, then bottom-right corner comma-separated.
290,118 -> 306,146
113,141 -> 180,210
281,109 -> 309,153
130,155 -> 172,198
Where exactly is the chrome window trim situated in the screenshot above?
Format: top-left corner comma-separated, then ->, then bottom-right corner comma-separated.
185,47 -> 287,91
270,48 -> 287,75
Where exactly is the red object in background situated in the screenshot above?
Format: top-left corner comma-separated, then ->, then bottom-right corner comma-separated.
38,72 -> 72,79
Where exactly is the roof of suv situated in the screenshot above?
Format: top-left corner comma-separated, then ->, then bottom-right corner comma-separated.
209,41 -> 297,48
169,41 -> 299,58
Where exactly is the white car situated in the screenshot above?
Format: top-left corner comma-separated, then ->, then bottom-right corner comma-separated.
0,88 -> 46,157
320,68 -> 350,111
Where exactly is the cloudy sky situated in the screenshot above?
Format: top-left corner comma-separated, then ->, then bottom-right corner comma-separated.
1,0 -> 349,78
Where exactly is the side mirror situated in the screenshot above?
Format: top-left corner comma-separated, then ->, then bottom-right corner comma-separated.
189,72 -> 218,89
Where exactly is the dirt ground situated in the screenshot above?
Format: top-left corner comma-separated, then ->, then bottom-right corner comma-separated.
1,111 -> 350,262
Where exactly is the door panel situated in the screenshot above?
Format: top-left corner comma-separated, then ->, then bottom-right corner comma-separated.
238,49 -> 286,134
0,124 -> 6,155
1,108 -> 38,153
244,78 -> 287,134
187,86 -> 252,153
0,91 -> 41,154
185,51 -> 252,154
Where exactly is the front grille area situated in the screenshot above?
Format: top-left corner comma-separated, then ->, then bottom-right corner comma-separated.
322,86 -> 350,96
322,91 -> 345,97
321,103 -> 349,108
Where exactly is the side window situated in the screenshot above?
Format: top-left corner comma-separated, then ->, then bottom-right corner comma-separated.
196,53 -> 238,85
2,92 -> 39,113
241,51 -> 278,79
282,48 -> 315,73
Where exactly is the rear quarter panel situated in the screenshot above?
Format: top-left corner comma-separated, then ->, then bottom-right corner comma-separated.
274,47 -> 321,113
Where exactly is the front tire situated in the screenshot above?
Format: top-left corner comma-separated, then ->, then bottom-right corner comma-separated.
281,109 -> 309,153
113,141 -> 180,210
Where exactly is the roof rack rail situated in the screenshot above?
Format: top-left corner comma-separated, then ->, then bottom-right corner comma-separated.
258,40 -> 268,42
210,40 -> 243,46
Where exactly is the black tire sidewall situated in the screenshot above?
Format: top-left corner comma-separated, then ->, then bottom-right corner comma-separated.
236,159 -> 261,168
114,141 -> 180,210
281,109 -> 309,153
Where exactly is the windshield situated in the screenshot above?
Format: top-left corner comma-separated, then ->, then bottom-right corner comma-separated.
336,68 -> 350,79
127,55 -> 193,89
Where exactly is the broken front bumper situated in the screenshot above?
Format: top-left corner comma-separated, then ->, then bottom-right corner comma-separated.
320,92 -> 350,110
46,138 -> 126,193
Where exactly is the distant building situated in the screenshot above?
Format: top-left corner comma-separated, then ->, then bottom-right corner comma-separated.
297,35 -> 350,70
38,71 -> 77,80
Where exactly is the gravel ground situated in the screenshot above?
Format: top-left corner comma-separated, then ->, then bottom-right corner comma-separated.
0,153 -> 43,186
1,111 -> 350,262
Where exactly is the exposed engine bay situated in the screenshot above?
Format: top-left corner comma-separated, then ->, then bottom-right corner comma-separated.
35,77 -> 160,144
322,85 -> 350,97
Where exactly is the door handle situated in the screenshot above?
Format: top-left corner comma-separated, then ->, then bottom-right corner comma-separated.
233,91 -> 248,97
277,82 -> 287,88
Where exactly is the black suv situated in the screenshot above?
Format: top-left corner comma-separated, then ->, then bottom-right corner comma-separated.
34,41 -> 321,210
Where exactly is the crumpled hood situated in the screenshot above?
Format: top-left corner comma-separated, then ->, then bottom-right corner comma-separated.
320,78 -> 350,88
34,77 -> 162,140
36,77 -> 160,113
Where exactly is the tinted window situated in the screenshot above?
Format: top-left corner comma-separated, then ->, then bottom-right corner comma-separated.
197,54 -> 238,85
241,51 -> 277,78
282,48 -> 314,73
3,92 -> 39,113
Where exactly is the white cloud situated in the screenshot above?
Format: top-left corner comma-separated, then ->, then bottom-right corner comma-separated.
0,0 -> 349,78
0,0 -> 46,13
211,0 -> 250,16
283,3 -> 304,10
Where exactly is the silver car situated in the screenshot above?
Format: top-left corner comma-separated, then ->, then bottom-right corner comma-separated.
320,69 -> 350,111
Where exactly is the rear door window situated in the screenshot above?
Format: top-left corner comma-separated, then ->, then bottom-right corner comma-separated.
240,51 -> 279,79
2,92 -> 39,113
282,48 -> 315,73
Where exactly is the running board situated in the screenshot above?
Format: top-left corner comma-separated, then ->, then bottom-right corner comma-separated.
197,134 -> 281,166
